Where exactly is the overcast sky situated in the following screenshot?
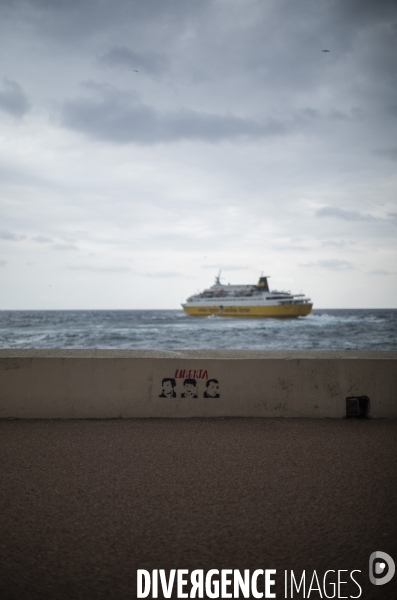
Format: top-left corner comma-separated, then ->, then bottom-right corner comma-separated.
0,0 -> 396,309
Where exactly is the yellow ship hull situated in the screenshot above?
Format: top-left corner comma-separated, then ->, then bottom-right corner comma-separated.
182,303 -> 313,318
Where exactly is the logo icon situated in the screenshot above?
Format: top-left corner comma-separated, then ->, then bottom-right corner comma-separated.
369,551 -> 395,586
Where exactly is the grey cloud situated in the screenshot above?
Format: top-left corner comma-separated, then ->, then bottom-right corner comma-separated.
0,159 -> 57,189
223,0 -> 397,97
316,207 -> 375,221
32,235 -> 53,243
374,147 -> 397,161
0,229 -> 26,241
300,107 -> 365,123
300,108 -> 320,119
3,1 -> 396,118
201,264 -> 249,271
273,244 -> 308,252
0,0 -> 210,45
60,85 -> 289,144
327,108 -> 366,122
301,259 -> 356,271
388,213 -> 397,226
322,240 -> 349,248
386,105 -> 397,118
317,209 -> 397,230
0,78 -> 31,117
351,107 -> 366,119
98,47 -> 168,76
332,0 -> 397,27
0,259 -> 7,266
5,0 -> 393,41
328,110 -> 349,121
67,265 -> 130,272
143,271 -> 181,278
368,269 -> 392,275
52,243 -> 78,251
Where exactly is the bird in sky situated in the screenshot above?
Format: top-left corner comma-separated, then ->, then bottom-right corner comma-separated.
322,50 -> 330,52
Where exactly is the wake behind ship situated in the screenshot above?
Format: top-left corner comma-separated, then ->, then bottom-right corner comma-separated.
182,274 -> 313,318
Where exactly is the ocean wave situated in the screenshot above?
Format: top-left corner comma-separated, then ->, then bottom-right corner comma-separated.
0,309 -> 396,350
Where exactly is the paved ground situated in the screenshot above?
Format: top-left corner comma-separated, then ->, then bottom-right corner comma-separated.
0,418 -> 396,600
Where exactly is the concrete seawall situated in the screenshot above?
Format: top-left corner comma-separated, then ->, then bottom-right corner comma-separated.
1,349 -> 396,418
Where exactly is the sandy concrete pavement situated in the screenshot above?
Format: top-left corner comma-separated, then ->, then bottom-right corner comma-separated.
0,418 -> 396,600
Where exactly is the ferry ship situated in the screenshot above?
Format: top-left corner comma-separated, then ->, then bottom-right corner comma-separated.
182,273 -> 313,318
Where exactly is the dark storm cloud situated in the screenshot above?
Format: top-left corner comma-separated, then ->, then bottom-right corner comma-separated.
331,0 -> 397,27
0,78 -> 30,117
60,85 -> 289,144
2,0 -> 396,111
316,207 -> 376,222
98,47 -> 168,76
232,0 -> 397,108
4,0 -> 394,40
0,0 -> 210,44
330,0 -> 397,98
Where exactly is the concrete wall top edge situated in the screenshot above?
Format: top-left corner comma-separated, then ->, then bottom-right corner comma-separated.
0,349 -> 397,360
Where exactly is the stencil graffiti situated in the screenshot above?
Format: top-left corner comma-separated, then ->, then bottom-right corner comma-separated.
174,369 -> 208,379
158,373 -> 220,399
181,378 -> 198,398
159,377 -> 177,398
203,379 -> 220,398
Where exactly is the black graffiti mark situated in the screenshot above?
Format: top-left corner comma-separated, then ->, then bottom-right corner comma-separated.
158,377 -> 220,399
174,369 -> 208,379
203,379 -> 220,398
181,378 -> 198,398
159,377 -> 177,398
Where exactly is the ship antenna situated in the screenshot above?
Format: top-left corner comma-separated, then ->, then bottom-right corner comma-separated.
215,270 -> 222,285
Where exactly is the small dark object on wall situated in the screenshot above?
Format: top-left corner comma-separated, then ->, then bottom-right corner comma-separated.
345,396 -> 370,418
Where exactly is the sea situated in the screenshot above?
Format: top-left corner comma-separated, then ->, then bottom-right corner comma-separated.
0,309 -> 396,350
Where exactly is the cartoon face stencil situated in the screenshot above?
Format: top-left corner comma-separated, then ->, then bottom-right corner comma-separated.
204,379 -> 220,398
181,378 -> 198,398
159,378 -> 176,398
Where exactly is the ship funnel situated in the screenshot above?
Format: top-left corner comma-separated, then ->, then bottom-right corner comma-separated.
258,276 -> 269,292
